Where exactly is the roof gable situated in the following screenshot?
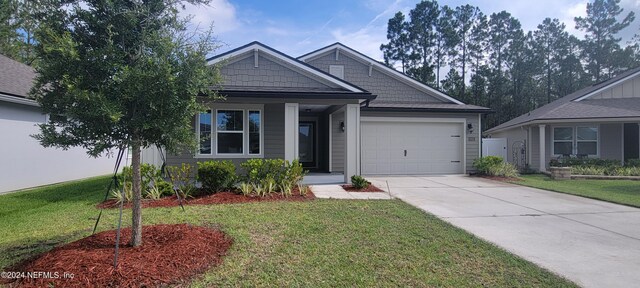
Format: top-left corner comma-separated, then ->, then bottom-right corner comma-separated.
207,42 -> 365,93
298,43 -> 464,105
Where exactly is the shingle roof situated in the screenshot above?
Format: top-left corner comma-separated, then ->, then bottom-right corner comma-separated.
486,66 -> 640,133
0,54 -> 36,97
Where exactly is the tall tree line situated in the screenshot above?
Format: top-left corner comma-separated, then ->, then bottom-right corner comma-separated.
380,0 -> 638,129
0,0 -> 44,65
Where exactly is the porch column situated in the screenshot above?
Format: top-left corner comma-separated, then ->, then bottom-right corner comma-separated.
539,124 -> 546,172
344,104 -> 360,183
284,103 -> 299,162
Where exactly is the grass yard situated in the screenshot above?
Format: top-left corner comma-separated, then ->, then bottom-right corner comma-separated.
513,174 -> 640,208
0,176 -> 576,287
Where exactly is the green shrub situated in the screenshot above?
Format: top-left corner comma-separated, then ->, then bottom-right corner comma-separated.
239,182 -> 253,196
240,159 -> 307,196
197,160 -> 237,192
611,166 -> 640,176
297,184 -> 309,196
571,166 -> 606,175
626,159 -> 640,167
167,163 -> 197,198
550,158 -> 620,168
486,162 -> 519,178
351,175 -> 369,189
473,156 -> 504,174
154,180 -> 174,197
116,163 -> 171,201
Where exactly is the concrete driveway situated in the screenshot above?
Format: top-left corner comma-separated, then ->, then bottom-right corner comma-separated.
368,175 -> 640,288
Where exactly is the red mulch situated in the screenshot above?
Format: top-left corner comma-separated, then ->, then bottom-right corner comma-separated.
97,188 -> 315,209
341,184 -> 385,192
2,224 -> 232,288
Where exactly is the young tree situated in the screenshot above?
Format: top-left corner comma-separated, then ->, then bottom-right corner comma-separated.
380,11 -> 411,73
32,0 -> 221,247
575,0 -> 635,82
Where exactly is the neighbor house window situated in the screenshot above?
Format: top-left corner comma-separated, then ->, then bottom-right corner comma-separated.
199,110 -> 212,154
217,110 -> 244,154
552,126 -> 599,156
197,106 -> 262,157
577,126 -> 598,156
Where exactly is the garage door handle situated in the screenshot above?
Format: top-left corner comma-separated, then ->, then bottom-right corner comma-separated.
404,150 -> 407,157
451,161 -> 460,163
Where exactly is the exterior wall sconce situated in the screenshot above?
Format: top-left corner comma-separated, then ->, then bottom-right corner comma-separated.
340,121 -> 345,132
467,123 -> 474,134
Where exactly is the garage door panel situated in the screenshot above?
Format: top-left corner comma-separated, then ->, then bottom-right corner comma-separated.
361,121 -> 463,175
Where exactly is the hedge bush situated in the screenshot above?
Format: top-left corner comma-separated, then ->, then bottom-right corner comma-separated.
473,156 -> 519,178
197,160 -> 237,192
350,175 -> 369,189
239,159 -> 307,196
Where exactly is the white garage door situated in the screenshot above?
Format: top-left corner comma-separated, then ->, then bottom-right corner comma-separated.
361,120 -> 464,175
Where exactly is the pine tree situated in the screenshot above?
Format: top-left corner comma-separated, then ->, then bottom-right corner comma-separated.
380,12 -> 411,73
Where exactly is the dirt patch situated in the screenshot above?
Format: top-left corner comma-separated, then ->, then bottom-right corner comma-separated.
2,224 -> 232,288
97,188 -> 315,209
341,184 -> 385,192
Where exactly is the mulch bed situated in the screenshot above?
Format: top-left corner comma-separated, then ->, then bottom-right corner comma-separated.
341,184 -> 385,192
2,224 -> 232,288
97,188 -> 315,209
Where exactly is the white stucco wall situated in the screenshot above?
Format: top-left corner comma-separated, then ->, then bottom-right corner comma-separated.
0,101 -> 115,193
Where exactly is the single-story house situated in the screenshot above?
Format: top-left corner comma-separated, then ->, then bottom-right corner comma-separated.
0,54 -> 115,193
161,42 -> 491,183
485,66 -> 640,171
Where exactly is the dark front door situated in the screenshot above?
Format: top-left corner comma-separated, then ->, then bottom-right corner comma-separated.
299,121 -> 316,168
624,123 -> 639,162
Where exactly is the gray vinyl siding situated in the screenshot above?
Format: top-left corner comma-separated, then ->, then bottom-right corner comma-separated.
529,127 -> 540,170
601,123 -> 623,161
263,104 -> 285,159
331,111 -> 345,172
588,73 -> 640,100
360,111 -> 481,173
220,53 -> 338,89
305,52 -> 444,103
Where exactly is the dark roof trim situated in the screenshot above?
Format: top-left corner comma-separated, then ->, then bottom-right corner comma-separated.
216,90 -> 376,100
361,106 -> 494,114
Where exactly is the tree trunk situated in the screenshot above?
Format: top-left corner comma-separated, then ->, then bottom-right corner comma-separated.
130,142 -> 143,247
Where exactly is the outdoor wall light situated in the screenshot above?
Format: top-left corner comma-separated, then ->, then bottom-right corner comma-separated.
340,121 -> 345,132
467,123 -> 474,134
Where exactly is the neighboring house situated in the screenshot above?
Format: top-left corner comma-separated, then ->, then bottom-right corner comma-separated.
0,54 -> 115,193
485,66 -> 640,172
162,42 -> 490,183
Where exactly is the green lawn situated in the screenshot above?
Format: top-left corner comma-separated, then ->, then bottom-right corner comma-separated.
0,177 -> 576,287
513,174 -> 640,208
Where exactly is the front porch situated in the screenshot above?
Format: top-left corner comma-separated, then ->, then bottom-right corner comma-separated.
531,121 -> 640,171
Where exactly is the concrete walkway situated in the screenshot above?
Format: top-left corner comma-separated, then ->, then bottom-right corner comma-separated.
368,175 -> 640,288
310,184 -> 392,199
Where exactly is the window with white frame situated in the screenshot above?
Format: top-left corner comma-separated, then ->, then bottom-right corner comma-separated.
553,127 -> 574,156
576,126 -> 598,156
217,110 -> 244,154
197,107 -> 262,157
552,126 -> 598,156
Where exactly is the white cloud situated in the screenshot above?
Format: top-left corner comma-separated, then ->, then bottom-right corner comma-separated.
180,0 -> 239,34
561,2 -> 587,37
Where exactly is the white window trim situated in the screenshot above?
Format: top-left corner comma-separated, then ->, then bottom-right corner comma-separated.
552,126 -> 574,157
196,104 -> 264,159
551,125 -> 600,157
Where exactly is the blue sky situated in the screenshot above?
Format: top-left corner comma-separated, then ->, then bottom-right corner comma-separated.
181,0 -> 640,60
